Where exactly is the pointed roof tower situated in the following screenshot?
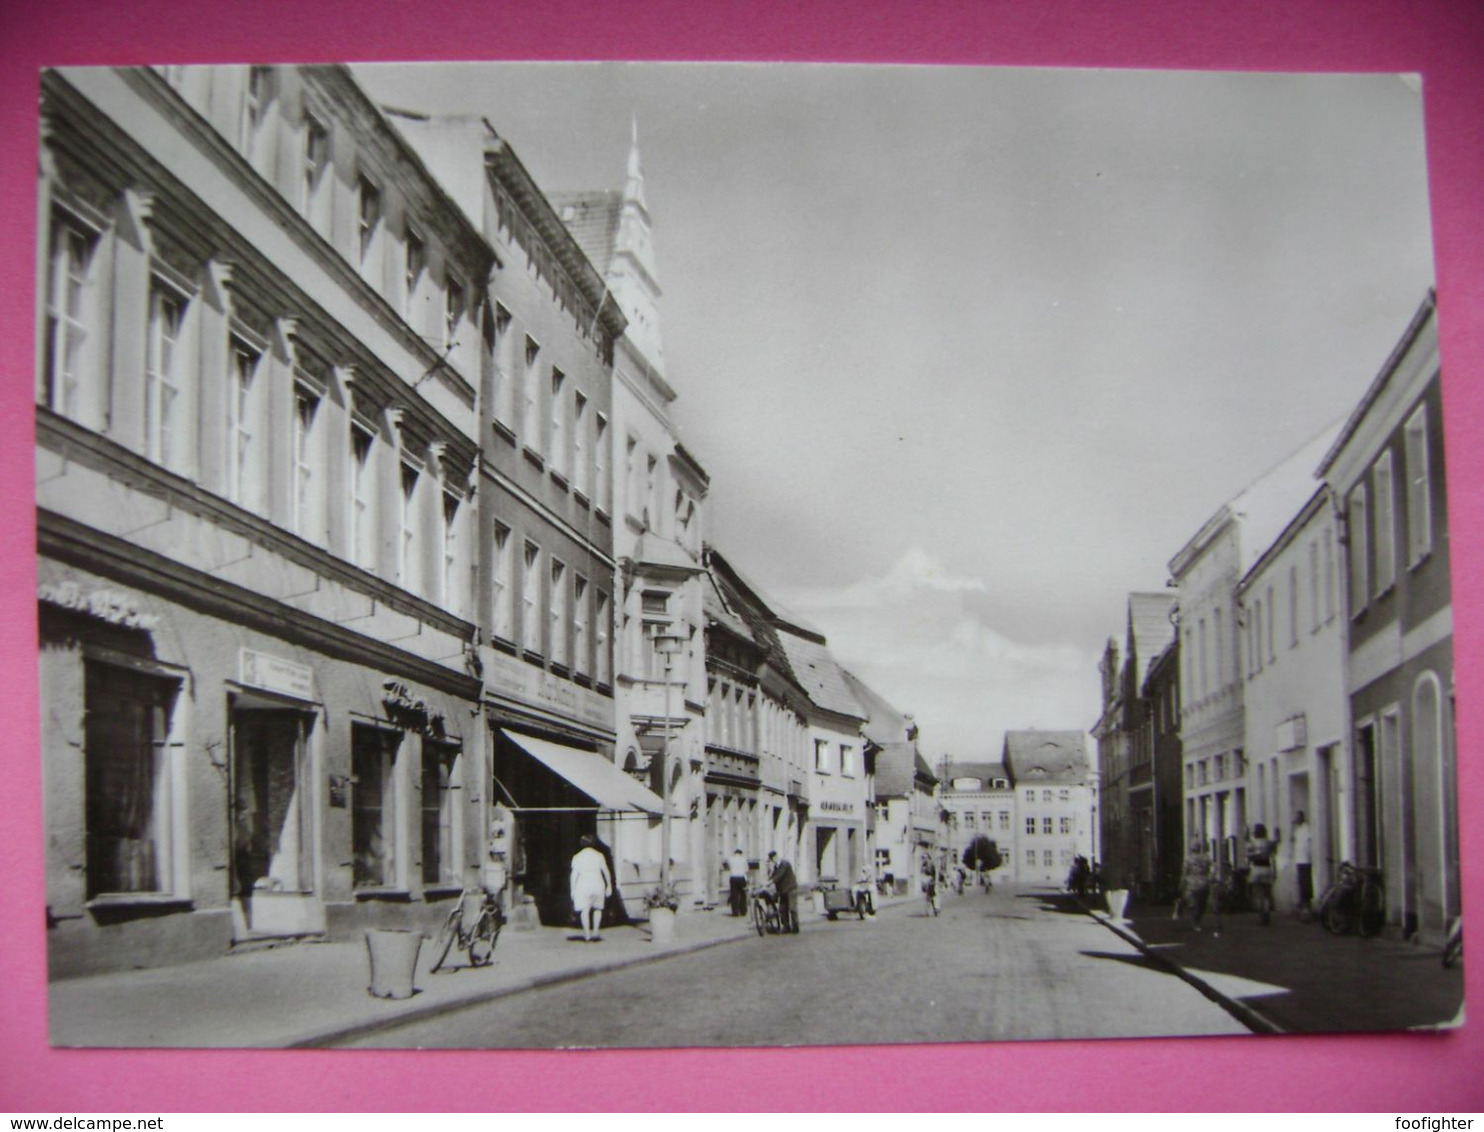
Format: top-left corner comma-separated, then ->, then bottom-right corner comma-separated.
549,118 -> 668,381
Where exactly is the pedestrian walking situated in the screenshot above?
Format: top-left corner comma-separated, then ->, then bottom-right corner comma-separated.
727,847 -> 749,917
1182,841 -> 1219,935
1291,810 -> 1314,914
767,851 -> 799,933
1246,823 -> 1279,926
569,834 -> 612,942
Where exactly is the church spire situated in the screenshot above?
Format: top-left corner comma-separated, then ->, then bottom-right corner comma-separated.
624,114 -> 648,213
610,113 -> 665,377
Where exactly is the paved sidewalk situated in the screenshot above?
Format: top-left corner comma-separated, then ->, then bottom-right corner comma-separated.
1081,895 -> 1465,1035
50,891 -> 917,1049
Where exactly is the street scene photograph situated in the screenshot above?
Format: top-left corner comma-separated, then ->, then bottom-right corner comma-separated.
34,60 -> 1463,1050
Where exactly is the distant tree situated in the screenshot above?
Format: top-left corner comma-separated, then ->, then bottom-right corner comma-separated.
963,836 -> 1002,873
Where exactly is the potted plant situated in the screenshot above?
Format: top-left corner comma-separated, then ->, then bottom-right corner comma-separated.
643,883 -> 681,943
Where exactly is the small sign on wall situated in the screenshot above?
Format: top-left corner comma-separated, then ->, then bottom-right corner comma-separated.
240,647 -> 315,701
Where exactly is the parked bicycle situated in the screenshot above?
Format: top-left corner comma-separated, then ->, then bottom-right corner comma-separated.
1315,861 -> 1385,937
750,883 -> 785,936
430,883 -> 504,972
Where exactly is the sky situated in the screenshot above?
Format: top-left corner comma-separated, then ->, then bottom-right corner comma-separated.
355,62 -> 1437,761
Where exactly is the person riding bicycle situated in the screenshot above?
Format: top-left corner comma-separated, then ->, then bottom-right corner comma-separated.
767,851 -> 799,933
853,862 -> 877,917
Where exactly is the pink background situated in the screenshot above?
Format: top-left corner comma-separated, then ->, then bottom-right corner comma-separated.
2,0 -> 1481,1112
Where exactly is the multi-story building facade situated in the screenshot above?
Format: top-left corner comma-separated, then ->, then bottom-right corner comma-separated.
1091,636 -> 1128,886
386,109 -> 656,926
549,140 -> 712,910
776,627 -> 869,888
1235,488 -> 1348,911
1169,425 -> 1337,869
938,761 -> 1016,882
841,669 -> 920,890
1003,731 -> 1096,886
1143,638 -> 1184,899
38,65 -> 498,975
1317,292 -> 1457,944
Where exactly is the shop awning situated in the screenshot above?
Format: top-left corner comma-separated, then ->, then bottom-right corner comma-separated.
500,730 -> 664,816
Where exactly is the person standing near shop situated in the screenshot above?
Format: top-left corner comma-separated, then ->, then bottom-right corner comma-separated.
768,851 -> 799,933
569,834 -> 612,943
1291,810 -> 1314,914
728,847 -> 749,917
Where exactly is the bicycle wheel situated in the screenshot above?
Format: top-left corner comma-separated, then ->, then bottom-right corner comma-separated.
468,911 -> 498,966
429,908 -> 460,973
1323,894 -> 1355,936
752,899 -> 767,937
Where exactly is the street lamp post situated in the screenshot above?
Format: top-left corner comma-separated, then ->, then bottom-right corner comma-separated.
651,623 -> 691,895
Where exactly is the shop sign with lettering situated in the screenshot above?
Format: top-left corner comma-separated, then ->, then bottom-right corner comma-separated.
240,648 -> 315,701
482,646 -> 612,728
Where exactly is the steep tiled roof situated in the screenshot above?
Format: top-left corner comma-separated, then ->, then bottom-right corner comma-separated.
776,630 -> 866,721
840,670 -> 912,748
1002,730 -> 1090,785
943,761 -> 1011,791
1127,592 -> 1177,686
549,190 -> 622,276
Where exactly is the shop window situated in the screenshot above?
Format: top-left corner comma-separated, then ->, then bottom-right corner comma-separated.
421,742 -> 460,888
352,725 -> 401,889
84,661 -> 180,899
231,707 -> 313,897
41,211 -> 101,423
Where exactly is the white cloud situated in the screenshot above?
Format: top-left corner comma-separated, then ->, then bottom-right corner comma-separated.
776,548 -> 1100,759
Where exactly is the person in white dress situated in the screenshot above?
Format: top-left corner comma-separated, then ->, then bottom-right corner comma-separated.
569,834 -> 612,942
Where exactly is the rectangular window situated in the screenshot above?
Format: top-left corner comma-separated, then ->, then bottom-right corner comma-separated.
1043,850 -> 1054,868
1289,564 -> 1300,646
964,811 -> 976,830
1042,816 -> 1053,835
292,385 -> 320,539
1324,527 -> 1337,622
227,338 -> 262,511
595,590 -> 611,686
573,576 -> 589,675
357,176 -> 381,270
1404,405 -> 1433,564
1024,790 -> 1034,803
349,424 -> 376,570
1025,816 -> 1035,836
398,463 -> 420,594
1042,790 -> 1053,803
549,560 -> 568,667
1058,788 -> 1070,801
521,542 -> 540,654
1309,540 -> 1322,632
84,662 -> 179,898
595,414 -> 610,512
1348,486 -> 1369,615
352,725 -> 400,889
645,454 -> 659,529
1266,586 -> 1276,662
442,492 -> 463,616
42,214 -> 99,421
841,745 -> 856,778
1026,849 -> 1035,867
1373,450 -> 1396,594
145,283 -> 188,471
1060,816 -> 1071,835
522,337 -> 541,453
301,113 -> 328,216
242,65 -> 270,153
491,522 -> 513,642
491,304 -> 515,428
626,436 -> 641,518
815,739 -> 830,774
403,228 -> 425,325
444,273 -> 464,353
549,368 -> 567,476
573,392 -> 588,497
421,742 -> 459,888
999,812 -> 1010,832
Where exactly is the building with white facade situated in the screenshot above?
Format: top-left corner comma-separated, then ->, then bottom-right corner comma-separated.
1003,731 -> 1097,886
1236,488 -> 1349,911
938,761 -> 1016,882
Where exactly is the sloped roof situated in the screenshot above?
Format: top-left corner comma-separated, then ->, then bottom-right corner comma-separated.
840,669 -> 911,748
943,761 -> 1011,791
703,571 -> 755,645
1002,730 -> 1090,785
549,190 -> 622,276
874,742 -> 918,797
1127,592 -> 1177,686
776,630 -> 866,721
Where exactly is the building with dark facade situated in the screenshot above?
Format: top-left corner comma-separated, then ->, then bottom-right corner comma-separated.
1143,638 -> 1184,900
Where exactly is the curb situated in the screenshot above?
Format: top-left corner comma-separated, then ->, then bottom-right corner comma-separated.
286,922 -> 758,1049
1076,900 -> 1285,1036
